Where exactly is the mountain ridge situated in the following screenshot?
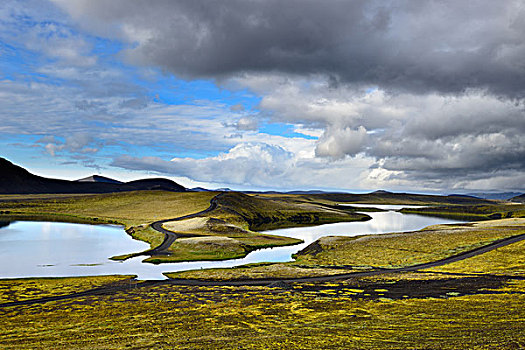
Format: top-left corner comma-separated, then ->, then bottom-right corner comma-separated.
0,157 -> 185,194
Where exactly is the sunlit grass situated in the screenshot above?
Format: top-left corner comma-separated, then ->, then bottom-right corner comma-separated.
0,190 -> 217,227
425,239 -> 525,275
292,218 -> 525,268
0,191 -> 368,262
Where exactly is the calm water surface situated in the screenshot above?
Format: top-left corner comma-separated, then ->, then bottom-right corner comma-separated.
0,205 -> 462,280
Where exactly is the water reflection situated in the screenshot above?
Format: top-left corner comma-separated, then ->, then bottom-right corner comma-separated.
0,210 -> 462,280
0,221 -> 11,229
339,204 -> 427,210
0,221 -> 149,279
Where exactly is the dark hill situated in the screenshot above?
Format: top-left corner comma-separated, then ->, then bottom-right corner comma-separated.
120,178 -> 185,192
511,194 -> 525,203
214,192 -> 370,230
0,157 -> 185,194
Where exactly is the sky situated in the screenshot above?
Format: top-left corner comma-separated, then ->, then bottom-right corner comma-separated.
1,0 -> 524,193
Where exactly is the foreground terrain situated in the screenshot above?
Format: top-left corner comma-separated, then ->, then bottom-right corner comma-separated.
1,215 -> 525,349
1,190 -> 524,348
1,270 -> 524,348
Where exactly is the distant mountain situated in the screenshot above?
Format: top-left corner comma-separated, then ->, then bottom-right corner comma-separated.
244,190 -> 329,195
465,192 -> 522,200
0,157 -> 185,194
510,194 -> 525,203
286,190 -> 328,195
76,175 -> 123,184
190,187 -> 216,192
214,187 -> 232,192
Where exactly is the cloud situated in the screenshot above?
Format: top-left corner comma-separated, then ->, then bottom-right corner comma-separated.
112,143 -> 294,187
230,104 -> 245,112
315,126 -> 368,159
233,116 -> 258,131
232,75 -> 525,190
3,0 -> 524,192
54,0 -> 525,97
111,142 -> 373,190
34,133 -> 99,156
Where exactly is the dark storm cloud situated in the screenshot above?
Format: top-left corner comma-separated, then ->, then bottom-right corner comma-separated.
51,0 -> 525,191
56,0 -> 525,97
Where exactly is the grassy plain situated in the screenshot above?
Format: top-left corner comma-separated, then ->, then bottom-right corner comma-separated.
209,192 -> 370,231
0,190 -> 217,226
293,218 -> 525,267
143,192 -> 371,263
425,236 -> 525,276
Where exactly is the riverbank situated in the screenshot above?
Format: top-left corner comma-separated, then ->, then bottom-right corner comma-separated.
0,191 -> 372,264
165,218 -> 525,280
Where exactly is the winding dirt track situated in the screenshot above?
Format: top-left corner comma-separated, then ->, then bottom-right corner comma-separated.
2,198 -> 525,308
146,193 -> 222,255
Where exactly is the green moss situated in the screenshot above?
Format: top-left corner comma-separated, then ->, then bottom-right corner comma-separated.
1,278 -> 524,349
0,275 -> 135,304
425,239 -> 525,276
139,192 -> 368,263
211,192 -> 371,231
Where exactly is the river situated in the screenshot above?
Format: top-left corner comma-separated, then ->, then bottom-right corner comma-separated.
0,205 -> 462,280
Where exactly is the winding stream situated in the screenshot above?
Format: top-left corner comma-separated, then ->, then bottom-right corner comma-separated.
0,205 -> 462,280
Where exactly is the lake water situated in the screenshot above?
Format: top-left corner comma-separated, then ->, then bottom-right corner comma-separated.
0,205 -> 462,280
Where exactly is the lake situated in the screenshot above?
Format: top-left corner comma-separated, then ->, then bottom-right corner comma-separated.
0,205 -> 462,280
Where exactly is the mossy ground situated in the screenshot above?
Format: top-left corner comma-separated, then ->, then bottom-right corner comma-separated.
0,190 -> 217,226
425,238 -> 525,276
208,192 -> 371,231
0,275 -> 135,304
1,275 -> 524,349
293,218 -> 525,268
158,214 -> 303,263
144,236 -> 249,263
0,190 -> 499,264
166,263 -> 349,280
